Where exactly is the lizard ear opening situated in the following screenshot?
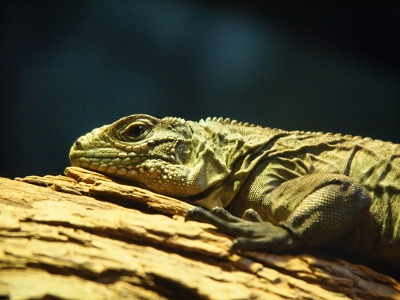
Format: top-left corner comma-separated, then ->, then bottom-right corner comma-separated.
175,143 -> 191,165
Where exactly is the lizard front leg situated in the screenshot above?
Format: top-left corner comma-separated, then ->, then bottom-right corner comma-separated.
185,173 -> 372,254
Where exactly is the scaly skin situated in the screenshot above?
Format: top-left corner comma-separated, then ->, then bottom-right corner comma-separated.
69,114 -> 400,275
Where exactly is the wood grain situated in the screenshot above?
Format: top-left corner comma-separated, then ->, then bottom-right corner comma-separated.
0,167 -> 396,299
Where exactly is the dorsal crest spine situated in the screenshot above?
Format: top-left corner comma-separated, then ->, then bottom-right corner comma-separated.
199,117 -> 261,128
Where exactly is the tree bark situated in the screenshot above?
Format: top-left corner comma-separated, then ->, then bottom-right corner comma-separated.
0,166 -> 398,300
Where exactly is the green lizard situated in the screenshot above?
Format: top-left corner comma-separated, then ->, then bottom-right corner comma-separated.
69,114 -> 400,275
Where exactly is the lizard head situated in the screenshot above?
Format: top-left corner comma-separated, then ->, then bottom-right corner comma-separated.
69,114 -> 232,199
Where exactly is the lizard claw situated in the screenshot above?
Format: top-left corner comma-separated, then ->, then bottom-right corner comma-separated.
185,206 -> 294,254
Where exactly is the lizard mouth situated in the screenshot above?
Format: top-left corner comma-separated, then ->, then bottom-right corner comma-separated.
70,150 -> 174,175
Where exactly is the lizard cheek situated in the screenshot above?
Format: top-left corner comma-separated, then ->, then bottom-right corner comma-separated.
175,143 -> 191,165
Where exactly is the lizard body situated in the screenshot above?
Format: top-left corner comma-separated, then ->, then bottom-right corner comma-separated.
69,114 -> 400,274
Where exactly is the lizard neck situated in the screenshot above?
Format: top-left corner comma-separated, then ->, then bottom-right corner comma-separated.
185,121 -> 287,208
190,120 -> 286,168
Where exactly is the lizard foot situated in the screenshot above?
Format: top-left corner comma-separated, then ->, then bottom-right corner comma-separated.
185,206 -> 294,254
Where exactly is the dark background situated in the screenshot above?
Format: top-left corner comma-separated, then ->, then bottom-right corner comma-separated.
1,1 -> 399,179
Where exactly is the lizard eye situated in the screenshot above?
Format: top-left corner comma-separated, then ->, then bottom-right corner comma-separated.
122,122 -> 149,140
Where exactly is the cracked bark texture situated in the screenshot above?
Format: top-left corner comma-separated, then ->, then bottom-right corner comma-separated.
0,167 -> 398,300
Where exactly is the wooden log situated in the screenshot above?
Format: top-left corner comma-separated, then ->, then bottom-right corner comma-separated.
0,166 -> 397,299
